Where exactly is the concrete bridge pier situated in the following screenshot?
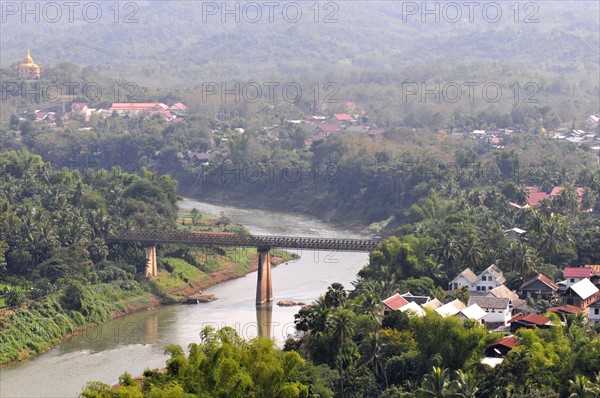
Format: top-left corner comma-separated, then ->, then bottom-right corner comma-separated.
256,247 -> 273,304
144,245 -> 157,277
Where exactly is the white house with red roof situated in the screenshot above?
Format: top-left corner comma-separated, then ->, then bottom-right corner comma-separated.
382,293 -> 409,315
563,267 -> 593,288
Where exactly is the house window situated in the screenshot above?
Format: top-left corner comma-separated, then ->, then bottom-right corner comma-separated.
477,286 -> 481,291
570,279 -> 575,283
595,308 -> 599,315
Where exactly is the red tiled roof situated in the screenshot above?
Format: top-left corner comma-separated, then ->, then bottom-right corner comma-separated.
316,123 -> 341,133
332,114 -> 353,121
508,314 -> 550,326
548,305 -> 582,314
520,273 -> 559,291
170,102 -> 187,110
564,267 -> 592,278
550,186 -> 585,197
382,294 -> 410,311
527,192 -> 549,206
491,335 -> 519,349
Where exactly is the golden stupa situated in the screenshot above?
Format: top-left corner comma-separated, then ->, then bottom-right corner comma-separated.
14,49 -> 41,79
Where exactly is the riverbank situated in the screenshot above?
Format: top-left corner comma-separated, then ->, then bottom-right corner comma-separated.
0,251 -> 291,367
178,189 -> 377,235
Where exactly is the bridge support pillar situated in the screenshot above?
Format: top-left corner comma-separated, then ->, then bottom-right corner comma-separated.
256,247 -> 272,304
144,245 -> 157,277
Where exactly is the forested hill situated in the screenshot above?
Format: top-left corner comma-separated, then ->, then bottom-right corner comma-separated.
1,1 -> 598,86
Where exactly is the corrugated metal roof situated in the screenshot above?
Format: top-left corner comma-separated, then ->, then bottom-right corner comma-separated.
468,296 -> 510,309
460,304 -> 486,320
569,278 -> 599,300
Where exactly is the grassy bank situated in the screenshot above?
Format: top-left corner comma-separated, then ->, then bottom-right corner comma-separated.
1,252 -> 295,366
0,210 -> 297,366
0,281 -> 158,365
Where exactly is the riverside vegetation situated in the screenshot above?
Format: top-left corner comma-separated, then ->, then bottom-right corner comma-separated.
0,149 -> 292,364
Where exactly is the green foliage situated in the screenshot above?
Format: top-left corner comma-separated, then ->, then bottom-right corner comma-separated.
0,282 -> 154,364
82,327 -> 332,398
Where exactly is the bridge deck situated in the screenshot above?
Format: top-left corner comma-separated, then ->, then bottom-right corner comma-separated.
108,231 -> 381,252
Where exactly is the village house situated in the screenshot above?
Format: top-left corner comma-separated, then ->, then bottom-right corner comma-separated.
456,303 -> 486,323
561,278 -> 600,308
562,267 -> 593,289
548,304 -> 583,318
168,103 -> 188,114
508,314 -> 551,333
326,113 -> 354,126
485,285 -> 528,311
519,273 -> 559,301
400,292 -> 432,306
421,298 -> 443,310
585,265 -> 600,286
588,297 -> 600,327
313,123 -> 341,137
519,186 -> 586,208
468,296 -> 512,325
504,228 -> 526,241
448,265 -> 505,292
382,293 -> 409,316
485,335 -> 519,358
448,268 -> 478,290
435,299 -> 466,317
397,301 -> 425,317
381,293 -> 425,317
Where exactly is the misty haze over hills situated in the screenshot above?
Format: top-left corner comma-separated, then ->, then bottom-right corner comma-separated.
2,1 -> 599,88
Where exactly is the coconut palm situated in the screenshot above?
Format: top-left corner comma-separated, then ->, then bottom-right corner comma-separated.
418,366 -> 453,398
568,375 -> 596,398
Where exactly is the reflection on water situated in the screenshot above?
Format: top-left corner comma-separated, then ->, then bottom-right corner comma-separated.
0,198 -> 370,398
256,303 -> 274,339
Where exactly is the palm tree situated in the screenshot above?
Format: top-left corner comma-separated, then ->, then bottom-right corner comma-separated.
330,308 -> 356,398
568,375 -> 596,398
538,215 -> 571,264
361,332 -> 388,387
324,283 -> 347,308
452,370 -> 479,398
418,366 -> 453,398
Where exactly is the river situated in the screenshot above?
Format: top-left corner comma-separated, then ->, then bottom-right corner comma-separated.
0,198 -> 371,398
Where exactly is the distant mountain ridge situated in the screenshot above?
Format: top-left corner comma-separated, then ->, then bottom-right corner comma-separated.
2,1 -> 598,87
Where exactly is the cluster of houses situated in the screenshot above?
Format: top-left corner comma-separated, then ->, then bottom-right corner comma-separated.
281,110 -> 385,147
551,113 -> 600,150
383,264 -> 600,367
30,102 -> 188,127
